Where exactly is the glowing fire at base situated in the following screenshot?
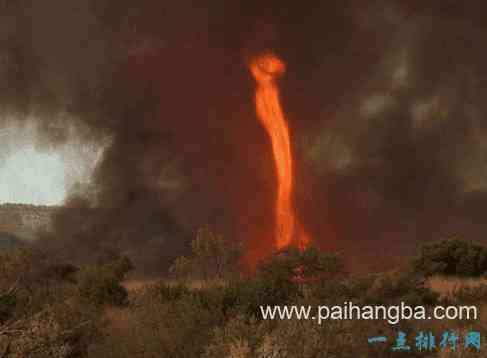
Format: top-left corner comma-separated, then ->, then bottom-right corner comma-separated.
249,52 -> 309,250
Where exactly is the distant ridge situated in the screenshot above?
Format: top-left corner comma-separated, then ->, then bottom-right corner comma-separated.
0,202 -> 61,210
0,203 -> 59,241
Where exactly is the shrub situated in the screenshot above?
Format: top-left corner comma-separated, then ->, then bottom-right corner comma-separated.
169,256 -> 192,281
78,265 -> 128,306
89,288 -> 224,358
258,246 -> 346,282
76,254 -> 133,307
107,256 -> 134,281
365,271 -> 439,306
217,246 -> 347,318
41,263 -> 79,283
0,248 -> 74,317
0,293 -> 16,323
257,251 -> 298,282
99,279 -> 129,306
413,239 -> 487,277
299,247 -> 346,278
157,283 -> 192,302
0,249 -> 103,357
77,266 -> 128,307
169,226 -> 243,281
203,315 -> 267,357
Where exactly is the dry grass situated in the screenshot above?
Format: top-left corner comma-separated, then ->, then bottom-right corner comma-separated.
122,278 -> 226,293
105,275 -> 487,357
427,275 -> 487,296
121,279 -> 161,292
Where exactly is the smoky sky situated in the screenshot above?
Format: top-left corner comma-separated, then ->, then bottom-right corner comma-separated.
2,0 -> 487,272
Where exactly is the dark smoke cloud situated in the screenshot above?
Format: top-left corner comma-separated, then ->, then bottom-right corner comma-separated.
306,1 -> 487,269
2,0 -> 487,273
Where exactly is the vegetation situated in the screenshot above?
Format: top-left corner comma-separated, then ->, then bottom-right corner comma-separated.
0,293 -> 16,324
77,251 -> 133,307
169,226 -> 242,281
0,248 -> 132,357
450,284 -> 487,305
413,238 -> 487,277
1,233 -> 486,357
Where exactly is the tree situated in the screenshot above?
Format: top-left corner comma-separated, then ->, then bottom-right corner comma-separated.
77,255 -> 133,307
169,226 -> 242,281
413,239 -> 487,277
258,246 -> 346,283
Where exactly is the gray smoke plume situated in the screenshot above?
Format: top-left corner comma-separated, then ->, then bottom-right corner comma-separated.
1,0 -> 487,273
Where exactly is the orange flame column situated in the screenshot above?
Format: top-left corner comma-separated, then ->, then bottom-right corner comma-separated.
249,53 -> 308,250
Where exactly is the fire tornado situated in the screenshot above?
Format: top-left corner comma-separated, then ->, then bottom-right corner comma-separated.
249,53 -> 308,250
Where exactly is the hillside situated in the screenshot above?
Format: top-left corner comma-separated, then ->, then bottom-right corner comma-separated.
0,203 -> 58,242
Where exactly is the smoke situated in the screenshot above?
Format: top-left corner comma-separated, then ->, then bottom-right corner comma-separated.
304,1 -> 487,269
2,0 -> 487,273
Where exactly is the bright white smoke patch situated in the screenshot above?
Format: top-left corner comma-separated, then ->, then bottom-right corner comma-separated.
0,119 -> 107,205
0,144 -> 66,205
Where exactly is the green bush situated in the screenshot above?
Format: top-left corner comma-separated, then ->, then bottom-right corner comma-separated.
218,246 -> 346,318
299,247 -> 346,278
157,283 -> 192,302
41,263 -> 79,283
76,254 -> 133,307
413,239 -> 487,277
77,266 -> 129,307
169,226 -> 242,281
257,246 -> 345,282
0,293 -> 16,323
98,279 -> 128,306
107,256 -> 134,281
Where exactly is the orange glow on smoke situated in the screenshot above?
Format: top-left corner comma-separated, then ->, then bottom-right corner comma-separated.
249,53 -> 309,250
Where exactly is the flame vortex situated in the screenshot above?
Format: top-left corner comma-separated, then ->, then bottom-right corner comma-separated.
249,53 -> 308,250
